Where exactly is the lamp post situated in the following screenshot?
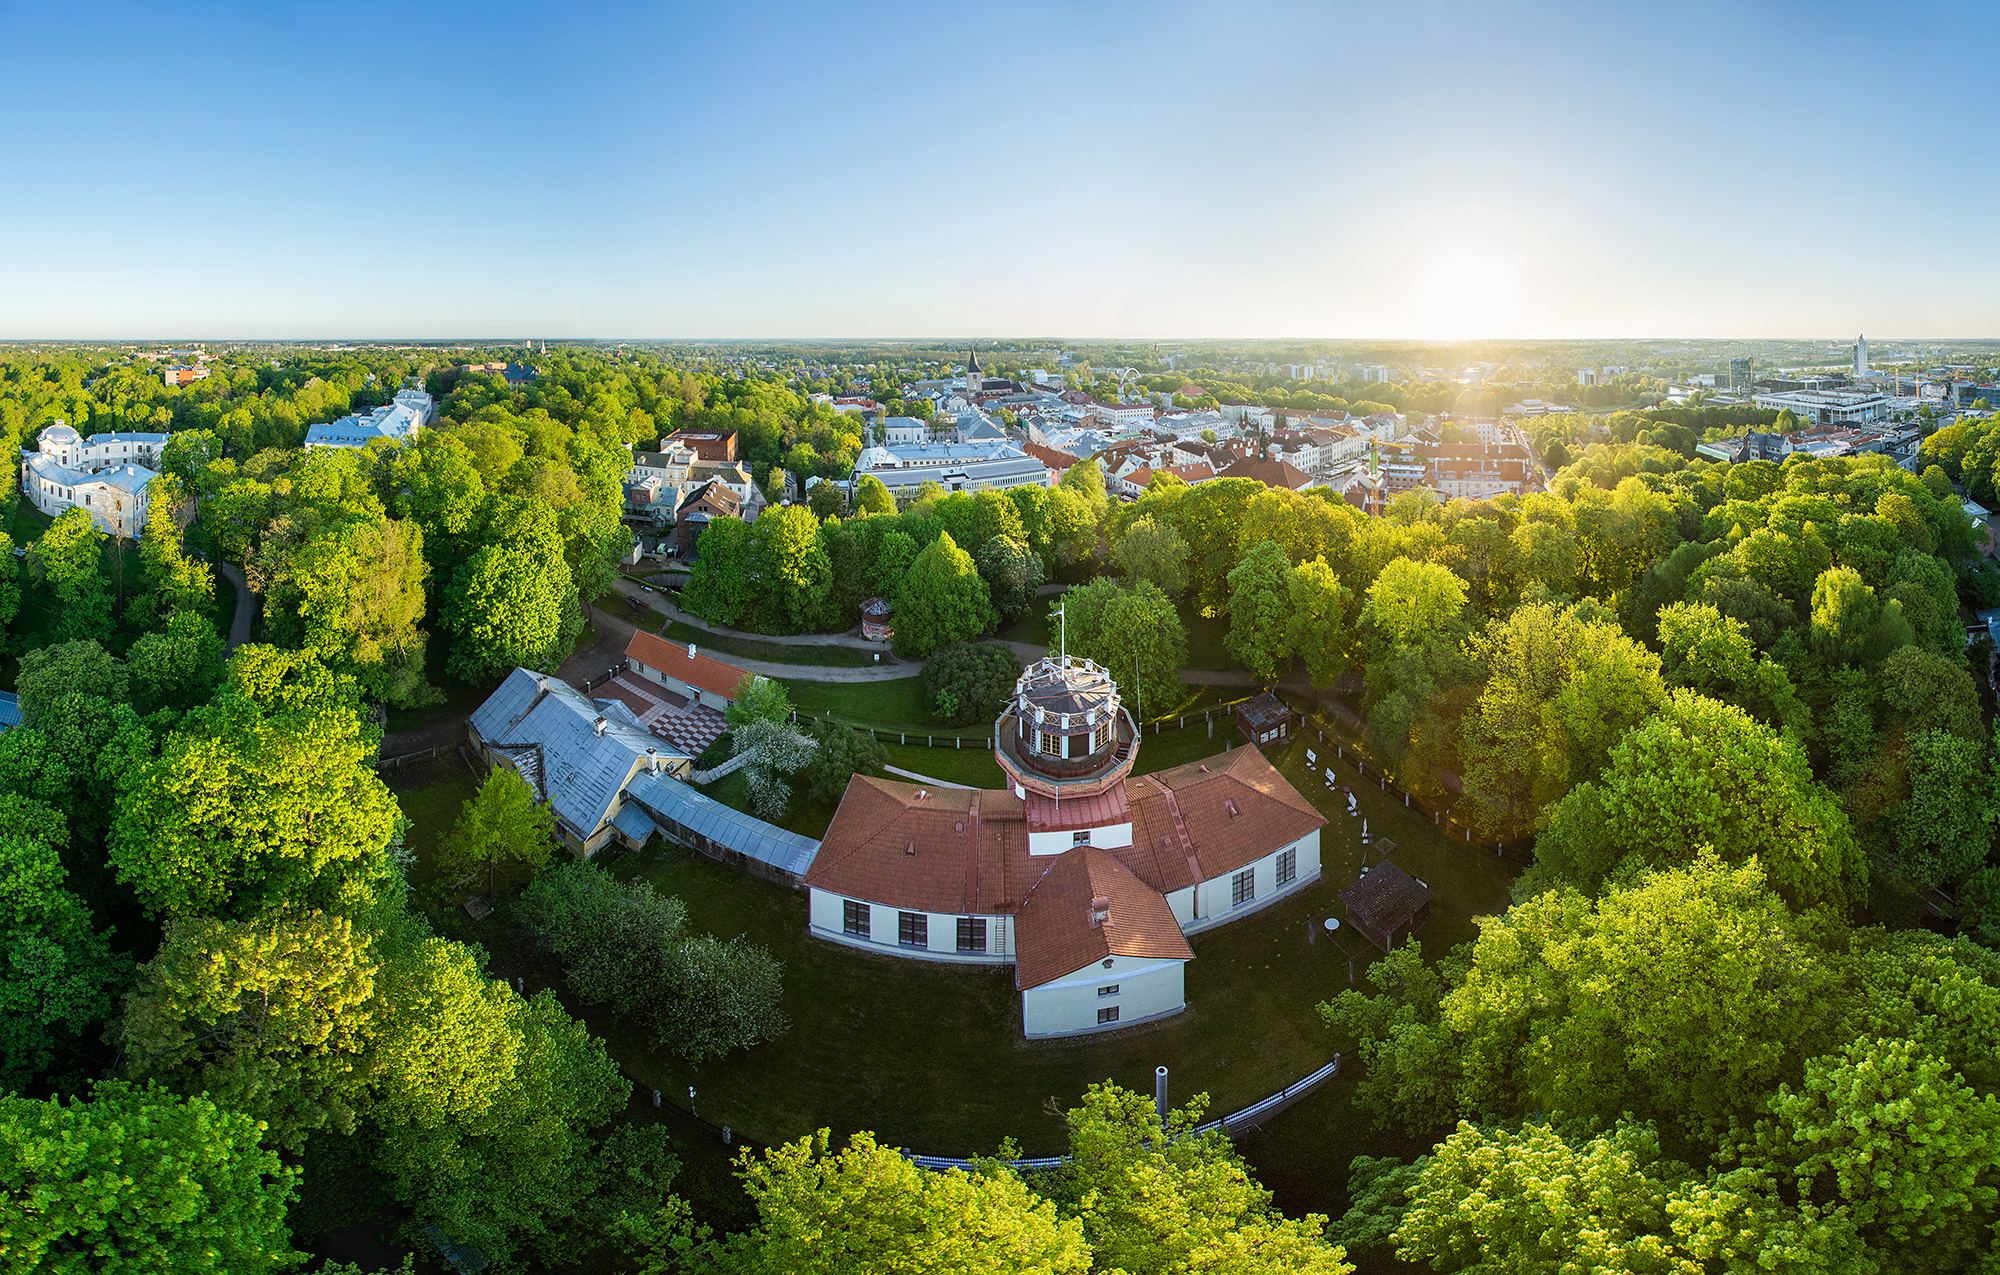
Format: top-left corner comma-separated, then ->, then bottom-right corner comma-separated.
689,1086 -> 697,1119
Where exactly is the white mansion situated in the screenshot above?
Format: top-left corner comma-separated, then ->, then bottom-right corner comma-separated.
20,422 -> 167,536
807,656 -> 1326,1038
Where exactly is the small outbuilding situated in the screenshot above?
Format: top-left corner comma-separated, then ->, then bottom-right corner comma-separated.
1338,860 -> 1432,954
861,596 -> 894,642
1236,691 -> 1293,750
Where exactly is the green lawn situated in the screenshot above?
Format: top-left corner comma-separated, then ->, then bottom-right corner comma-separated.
779,676 -> 944,730
382,618 -> 496,737
663,618 -> 881,668
995,590 -> 1064,650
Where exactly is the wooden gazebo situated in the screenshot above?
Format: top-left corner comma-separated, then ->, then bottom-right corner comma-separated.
1338,860 -> 1432,954
1236,690 -> 1293,750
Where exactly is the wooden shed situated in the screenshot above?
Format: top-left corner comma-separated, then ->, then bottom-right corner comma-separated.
1236,691 -> 1293,750
1338,860 -> 1432,954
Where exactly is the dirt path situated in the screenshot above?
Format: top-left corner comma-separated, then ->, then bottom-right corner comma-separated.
216,561 -> 257,651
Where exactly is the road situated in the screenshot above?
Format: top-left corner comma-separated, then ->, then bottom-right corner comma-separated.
216,561 -> 257,651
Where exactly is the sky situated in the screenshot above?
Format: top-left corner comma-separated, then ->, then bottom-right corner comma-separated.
1,0 -> 1996,341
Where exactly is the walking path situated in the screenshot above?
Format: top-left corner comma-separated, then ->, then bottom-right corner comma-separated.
612,580 -> 895,652
216,561 -> 258,651
581,600 -> 923,684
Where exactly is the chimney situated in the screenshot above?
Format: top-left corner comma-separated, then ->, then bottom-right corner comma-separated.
593,715 -> 608,736
647,748 -> 659,774
1089,896 -> 1112,928
687,643 -> 697,659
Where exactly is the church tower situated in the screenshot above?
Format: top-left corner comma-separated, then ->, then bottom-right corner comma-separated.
965,347 -> 983,398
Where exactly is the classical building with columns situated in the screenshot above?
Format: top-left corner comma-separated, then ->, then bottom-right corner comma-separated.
19,422 -> 167,536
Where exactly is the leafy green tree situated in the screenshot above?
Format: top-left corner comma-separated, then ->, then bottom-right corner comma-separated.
1459,601 -> 1666,837
1394,1120 -> 1684,1274
1654,602 -> 1806,735
852,471 -> 892,515
1057,578 -> 1187,718
725,674 -> 792,729
1358,559 -> 1473,783
0,1081 -> 302,1273
1878,645 -> 1983,742
710,1129 -> 1090,1275
1058,455 -> 1109,520
1884,728 -> 1993,889
893,531 -> 995,656
923,641 -> 1022,726
135,476 -> 212,625
1226,539 -> 1296,680
800,718 -> 886,803
1286,556 -> 1353,688
681,517 -> 759,626
1112,516 -> 1192,596
29,506 -> 111,640
443,543 -> 574,681
1536,691 -> 1864,911
755,504 -> 832,633
975,534 -> 1044,624
125,611 -> 226,714
110,694 -> 400,921
289,517 -> 434,705
1059,1081 -> 1353,1274
521,863 -> 788,1064
1811,564 -> 1914,666
1326,1156 -> 1427,1258
0,795 -> 128,1090
113,911 -> 379,1151
438,766 -> 556,896
15,639 -> 128,723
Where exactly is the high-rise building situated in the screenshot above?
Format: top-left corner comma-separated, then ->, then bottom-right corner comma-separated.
1855,334 -> 1869,378
1729,356 -> 1754,390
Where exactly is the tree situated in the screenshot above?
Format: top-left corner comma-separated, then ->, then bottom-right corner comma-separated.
0,795 -> 128,1091
1810,564 -> 1913,667
520,863 -> 788,1064
1537,691 -> 1865,912
365,938 -> 629,1267
1226,540 -> 1295,680
289,517 -> 434,705
1654,602 -> 1805,734
438,766 -> 556,896
893,531 -> 995,656
1113,517 -> 1191,596
755,504 -> 832,633
725,674 -> 792,729
1058,578 -> 1187,718
113,911 -> 379,1151
1286,557 -> 1353,689
1059,455 -> 1109,520
712,1129 -> 1090,1275
30,506 -> 111,640
125,611 -> 226,714
15,639 -> 128,723
799,718 -> 886,803
975,535 -> 1044,624
1060,1081 -> 1353,1274
444,544 -> 574,682
0,1081 -> 301,1273
731,718 -> 815,821
681,517 -> 759,627
853,473 -> 895,516
1885,728 -> 1993,889
1393,1120 -> 1683,1274
110,694 -> 401,921
1459,601 -> 1666,837
923,640 -> 1022,726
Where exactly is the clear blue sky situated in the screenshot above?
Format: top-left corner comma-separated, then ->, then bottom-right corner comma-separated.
2,0 -> 1993,340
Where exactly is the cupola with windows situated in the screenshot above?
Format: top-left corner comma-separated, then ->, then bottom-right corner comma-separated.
994,654 -> 1137,799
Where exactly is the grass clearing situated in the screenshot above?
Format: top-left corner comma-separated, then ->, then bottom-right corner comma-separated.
1176,596 -> 1236,670
665,618 -> 881,668
779,675 -> 943,729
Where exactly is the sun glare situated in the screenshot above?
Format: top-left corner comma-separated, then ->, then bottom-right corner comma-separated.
1413,245 -> 1523,340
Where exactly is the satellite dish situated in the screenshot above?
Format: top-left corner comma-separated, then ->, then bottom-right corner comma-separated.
1323,917 -> 1340,931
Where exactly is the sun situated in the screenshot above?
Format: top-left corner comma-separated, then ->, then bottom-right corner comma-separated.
1412,244 -> 1523,341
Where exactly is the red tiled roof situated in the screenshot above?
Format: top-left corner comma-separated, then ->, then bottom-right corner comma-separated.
1023,442 -> 1079,471
1213,457 -> 1317,490
625,629 -> 753,702
807,746 -> 1324,913
1013,848 -> 1193,990
1026,786 -> 1129,833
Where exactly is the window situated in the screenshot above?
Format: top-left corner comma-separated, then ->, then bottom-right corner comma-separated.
1276,848 -> 1297,887
1037,729 -> 1058,755
1098,984 -> 1120,997
898,911 -> 928,948
842,899 -> 870,938
956,917 -> 986,952
1097,1006 -> 1121,1025
1232,868 -> 1255,907
1072,830 -> 1091,846
1093,723 -> 1110,751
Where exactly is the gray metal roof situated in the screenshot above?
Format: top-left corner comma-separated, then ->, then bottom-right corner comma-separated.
623,770 -> 820,877
0,692 -> 19,730
611,801 -> 659,844
470,668 -> 680,837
